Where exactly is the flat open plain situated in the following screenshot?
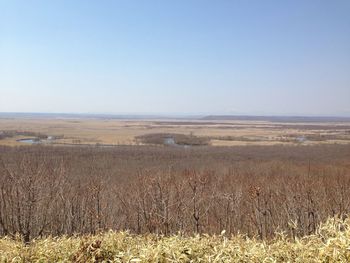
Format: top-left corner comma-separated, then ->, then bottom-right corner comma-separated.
1,115 -> 350,147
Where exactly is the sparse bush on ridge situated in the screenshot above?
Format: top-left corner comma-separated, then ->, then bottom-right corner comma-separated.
0,130 -> 64,141
135,133 -> 210,146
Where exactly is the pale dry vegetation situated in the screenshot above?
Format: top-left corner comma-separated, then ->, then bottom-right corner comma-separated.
1,216 -> 350,262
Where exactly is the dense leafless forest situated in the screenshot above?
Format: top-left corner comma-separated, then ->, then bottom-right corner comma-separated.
0,144 -> 350,243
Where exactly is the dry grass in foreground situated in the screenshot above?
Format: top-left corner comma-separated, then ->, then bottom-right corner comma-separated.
1,216 -> 350,263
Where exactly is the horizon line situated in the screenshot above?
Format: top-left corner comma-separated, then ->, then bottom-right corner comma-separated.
1,112 -> 350,119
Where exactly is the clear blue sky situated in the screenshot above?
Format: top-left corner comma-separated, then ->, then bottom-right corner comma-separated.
1,0 -> 350,116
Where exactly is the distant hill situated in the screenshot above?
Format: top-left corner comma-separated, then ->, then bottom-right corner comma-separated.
202,115 -> 350,123
1,112 -> 350,122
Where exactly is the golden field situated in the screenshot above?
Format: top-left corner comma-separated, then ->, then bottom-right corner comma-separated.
0,117 -> 350,146
1,216 -> 350,262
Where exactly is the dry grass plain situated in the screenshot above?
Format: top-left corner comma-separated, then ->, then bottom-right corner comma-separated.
1,116 -> 350,147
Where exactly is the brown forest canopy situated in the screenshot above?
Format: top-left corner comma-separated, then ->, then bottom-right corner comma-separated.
0,144 -> 350,242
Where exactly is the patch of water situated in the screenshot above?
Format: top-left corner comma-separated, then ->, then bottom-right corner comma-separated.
164,137 -> 190,148
17,138 -> 41,144
297,136 -> 307,143
164,137 -> 176,145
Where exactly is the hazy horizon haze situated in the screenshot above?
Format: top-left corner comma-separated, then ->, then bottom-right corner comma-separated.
1,1 -> 350,116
